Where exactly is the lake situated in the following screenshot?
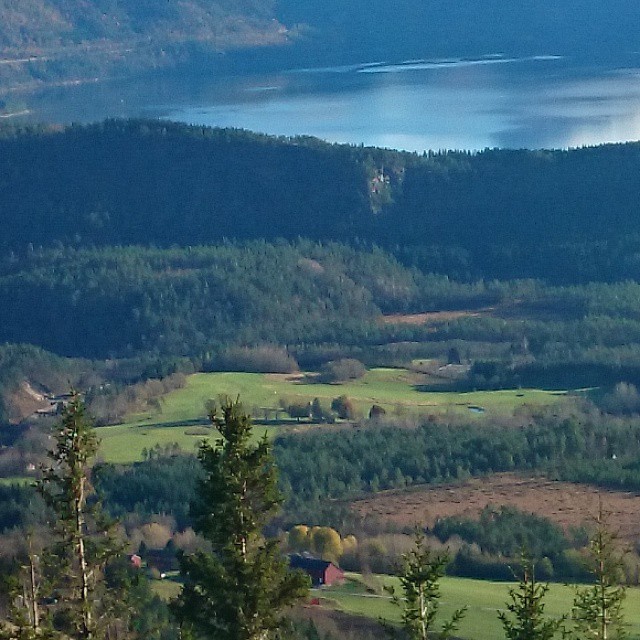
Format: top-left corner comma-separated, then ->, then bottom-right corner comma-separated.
21,54 -> 640,151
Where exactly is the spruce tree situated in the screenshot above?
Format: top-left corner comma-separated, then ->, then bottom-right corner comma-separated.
498,553 -> 564,640
0,534 -> 52,640
385,531 -> 466,640
173,399 -> 309,640
37,393 -> 123,640
570,503 -> 628,640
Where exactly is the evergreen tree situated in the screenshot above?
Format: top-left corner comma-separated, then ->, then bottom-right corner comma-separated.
384,531 -> 465,640
570,503 -> 628,640
498,552 -> 564,640
173,399 -> 309,640
0,535 -> 52,640
37,394 -> 124,640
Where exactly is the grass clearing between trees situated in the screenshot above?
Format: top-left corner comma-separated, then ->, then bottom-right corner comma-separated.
319,574 -> 640,640
97,369 -> 569,463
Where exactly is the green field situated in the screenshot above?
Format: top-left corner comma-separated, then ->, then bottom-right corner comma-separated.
97,369 -> 569,463
96,422 -> 281,464
151,572 -> 640,639
319,574 -> 640,640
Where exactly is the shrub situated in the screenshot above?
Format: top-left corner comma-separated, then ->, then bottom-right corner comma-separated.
208,345 -> 299,374
319,359 -> 366,383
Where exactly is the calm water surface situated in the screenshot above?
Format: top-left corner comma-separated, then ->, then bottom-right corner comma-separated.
24,55 -> 640,151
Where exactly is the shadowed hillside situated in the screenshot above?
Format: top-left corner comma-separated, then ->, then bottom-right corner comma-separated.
275,0 -> 640,64
5,120 -> 640,283
0,0 -> 286,93
2,0 -> 640,93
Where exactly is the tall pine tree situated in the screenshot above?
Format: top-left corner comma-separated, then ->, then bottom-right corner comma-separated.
173,399 -> 309,640
498,552 -> 564,640
384,531 -> 466,640
570,502 -> 628,640
38,393 -> 124,640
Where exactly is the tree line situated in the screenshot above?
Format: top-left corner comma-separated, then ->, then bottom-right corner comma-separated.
5,120 -> 640,284
273,410 -> 640,509
7,242 -> 640,399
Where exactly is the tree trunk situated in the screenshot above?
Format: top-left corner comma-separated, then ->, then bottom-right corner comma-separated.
76,475 -> 92,639
27,544 -> 40,632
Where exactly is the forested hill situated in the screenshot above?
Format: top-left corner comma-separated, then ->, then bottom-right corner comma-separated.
5,120 -> 640,283
0,0 -> 286,92
0,0 -> 278,51
0,121 -> 371,247
2,0 -> 640,93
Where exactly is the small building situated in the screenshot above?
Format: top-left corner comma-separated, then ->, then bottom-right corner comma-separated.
289,554 -> 344,587
129,554 -> 142,569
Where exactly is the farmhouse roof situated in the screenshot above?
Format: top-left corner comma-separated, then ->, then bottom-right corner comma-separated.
289,553 -> 332,572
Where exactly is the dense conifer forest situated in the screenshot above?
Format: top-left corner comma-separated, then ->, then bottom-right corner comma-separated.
2,123 -> 640,406
4,121 -> 640,404
4,0 -> 640,634
6,120 -> 640,283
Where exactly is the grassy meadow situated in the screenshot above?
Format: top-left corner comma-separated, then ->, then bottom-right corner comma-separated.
319,574 -> 640,640
151,572 -> 640,639
97,368 -> 569,463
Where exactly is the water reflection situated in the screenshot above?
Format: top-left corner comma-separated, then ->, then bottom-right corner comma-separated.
20,55 -> 640,151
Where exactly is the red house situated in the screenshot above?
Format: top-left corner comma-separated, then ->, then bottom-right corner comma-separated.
129,554 -> 142,569
289,554 -> 345,587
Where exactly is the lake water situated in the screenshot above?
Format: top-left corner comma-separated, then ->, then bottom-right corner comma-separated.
24,54 -> 640,151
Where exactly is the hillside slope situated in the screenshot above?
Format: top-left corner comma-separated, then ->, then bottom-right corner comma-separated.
2,1 -> 640,94
4,120 -> 640,283
0,0 -> 287,93
0,0 -> 278,50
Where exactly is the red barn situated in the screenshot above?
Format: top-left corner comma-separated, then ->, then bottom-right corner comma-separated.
289,554 -> 345,587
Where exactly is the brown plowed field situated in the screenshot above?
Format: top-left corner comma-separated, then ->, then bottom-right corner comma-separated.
351,474 -> 640,542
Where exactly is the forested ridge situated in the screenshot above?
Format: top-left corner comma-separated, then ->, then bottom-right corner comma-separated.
4,121 -> 640,416
2,0 -> 640,93
2,126 -> 640,637
0,122 -> 370,250
6,120 -> 640,283
0,0 -> 285,93
0,0 -> 278,51
8,244 -> 640,387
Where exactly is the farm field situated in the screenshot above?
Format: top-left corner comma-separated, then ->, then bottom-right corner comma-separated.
151,572 -> 640,639
351,474 -> 640,542
320,574 -> 640,640
96,421 -> 282,464
97,369 -> 569,463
